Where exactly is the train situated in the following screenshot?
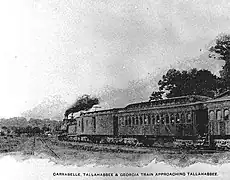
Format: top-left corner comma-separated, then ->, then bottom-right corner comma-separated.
59,90 -> 230,150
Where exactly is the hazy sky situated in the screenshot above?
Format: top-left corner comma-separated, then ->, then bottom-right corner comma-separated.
1,0 -> 230,119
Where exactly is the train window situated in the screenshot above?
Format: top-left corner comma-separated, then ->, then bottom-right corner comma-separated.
151,114 -> 155,124
133,116 -> 138,125
156,115 -> 160,124
142,116 -> 145,125
161,114 -> 164,124
187,113 -> 192,123
216,110 -> 222,120
86,120 -> 88,127
144,115 -> 150,125
148,115 -> 151,124
132,117 -> 135,125
125,117 -> 128,126
92,117 -> 96,132
175,113 -> 180,123
135,116 -> 139,125
165,114 -> 169,124
181,113 -> 185,123
128,117 -> 131,126
140,116 -> 143,125
170,114 -> 175,124
119,117 -> 123,126
209,111 -> 215,121
224,109 -> 229,120
143,115 -> 146,125
144,116 -> 147,125
144,115 -> 149,125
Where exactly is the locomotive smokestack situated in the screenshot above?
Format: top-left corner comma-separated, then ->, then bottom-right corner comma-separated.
64,94 -> 99,118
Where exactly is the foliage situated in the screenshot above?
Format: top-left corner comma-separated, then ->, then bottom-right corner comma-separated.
42,126 -> 50,133
32,127 -> 41,134
150,68 -> 220,100
25,126 -> 33,134
209,34 -> 230,61
149,91 -> 164,101
209,34 -> 230,90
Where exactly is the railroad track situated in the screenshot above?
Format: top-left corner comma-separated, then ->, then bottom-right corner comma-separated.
20,136 -> 227,158
20,136 -> 60,159
56,139 -> 227,154
37,137 -> 60,159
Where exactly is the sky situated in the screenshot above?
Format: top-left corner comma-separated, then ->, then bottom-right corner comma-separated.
1,0 -> 230,119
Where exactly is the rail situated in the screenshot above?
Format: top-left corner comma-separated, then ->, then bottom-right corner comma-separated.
38,137 -> 60,159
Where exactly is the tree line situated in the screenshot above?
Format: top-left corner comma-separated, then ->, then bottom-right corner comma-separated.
150,34 -> 230,100
0,125 -> 59,136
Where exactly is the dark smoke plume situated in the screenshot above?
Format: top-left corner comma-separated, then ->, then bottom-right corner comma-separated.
64,94 -> 99,117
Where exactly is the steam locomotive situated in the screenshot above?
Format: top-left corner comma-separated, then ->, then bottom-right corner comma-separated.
60,91 -> 230,149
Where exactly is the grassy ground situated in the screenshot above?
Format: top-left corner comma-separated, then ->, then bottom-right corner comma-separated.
43,138 -> 230,167
1,136 -> 230,167
0,136 -> 28,153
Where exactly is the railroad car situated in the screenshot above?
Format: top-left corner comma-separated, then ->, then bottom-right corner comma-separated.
205,91 -> 230,149
66,108 -> 121,143
117,95 -> 209,146
61,91 -> 230,149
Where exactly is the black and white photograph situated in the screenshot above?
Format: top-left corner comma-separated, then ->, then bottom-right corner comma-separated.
1,0 -> 230,179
